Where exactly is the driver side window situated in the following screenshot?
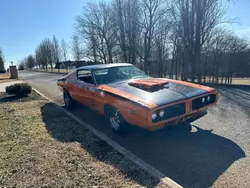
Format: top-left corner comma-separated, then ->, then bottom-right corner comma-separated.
77,70 -> 94,84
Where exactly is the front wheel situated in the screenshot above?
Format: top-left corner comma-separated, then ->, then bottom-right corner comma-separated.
108,107 -> 129,133
63,90 -> 76,110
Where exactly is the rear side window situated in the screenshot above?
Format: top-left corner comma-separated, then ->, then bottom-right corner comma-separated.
77,70 -> 94,84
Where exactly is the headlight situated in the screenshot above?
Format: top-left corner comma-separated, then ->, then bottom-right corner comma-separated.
202,97 -> 205,103
152,112 -> 157,120
159,110 -> 164,117
207,96 -> 210,101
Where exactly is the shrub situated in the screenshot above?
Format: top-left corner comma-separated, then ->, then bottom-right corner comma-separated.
5,83 -> 32,97
18,63 -> 25,70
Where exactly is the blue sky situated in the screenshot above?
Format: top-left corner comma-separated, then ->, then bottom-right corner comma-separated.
226,0 -> 250,37
1,0 -> 86,66
1,0 -> 250,67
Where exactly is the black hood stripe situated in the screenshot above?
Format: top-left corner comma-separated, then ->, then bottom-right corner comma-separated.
168,82 -> 208,98
108,81 -> 208,106
102,90 -> 150,110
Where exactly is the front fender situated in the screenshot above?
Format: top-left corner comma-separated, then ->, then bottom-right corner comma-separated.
113,100 -> 150,129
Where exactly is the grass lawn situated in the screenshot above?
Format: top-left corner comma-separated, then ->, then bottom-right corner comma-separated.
190,77 -> 250,85
0,73 -> 11,83
201,77 -> 250,85
232,79 -> 250,85
0,73 -> 18,83
0,91 -> 167,187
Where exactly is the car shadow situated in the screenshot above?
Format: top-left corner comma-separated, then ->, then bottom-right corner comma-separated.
130,124 -> 246,188
0,91 -> 41,103
41,102 -> 246,188
0,95 -> 28,102
40,103 -> 160,187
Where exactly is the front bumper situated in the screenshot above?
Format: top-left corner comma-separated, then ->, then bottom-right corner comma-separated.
146,91 -> 218,131
148,109 -> 208,131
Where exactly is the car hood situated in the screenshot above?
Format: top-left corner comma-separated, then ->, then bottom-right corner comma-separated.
101,78 -> 213,107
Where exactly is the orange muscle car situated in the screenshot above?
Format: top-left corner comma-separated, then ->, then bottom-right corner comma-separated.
57,63 -> 218,132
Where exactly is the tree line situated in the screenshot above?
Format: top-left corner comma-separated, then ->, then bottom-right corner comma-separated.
75,0 -> 250,84
18,35 -> 69,72
17,0 -> 250,84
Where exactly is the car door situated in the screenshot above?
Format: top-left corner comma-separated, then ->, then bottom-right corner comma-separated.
75,69 -> 96,108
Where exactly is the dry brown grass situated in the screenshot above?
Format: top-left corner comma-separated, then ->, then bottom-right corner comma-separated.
0,73 -> 9,79
0,73 -> 13,83
0,92 -> 168,188
232,79 -> 250,85
0,73 -> 18,83
201,77 -> 250,85
190,77 -> 250,86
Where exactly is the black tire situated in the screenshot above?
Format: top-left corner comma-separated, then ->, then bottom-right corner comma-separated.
107,106 -> 129,133
63,90 -> 76,110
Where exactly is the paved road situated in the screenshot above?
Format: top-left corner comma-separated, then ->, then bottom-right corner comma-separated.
19,70 -> 250,188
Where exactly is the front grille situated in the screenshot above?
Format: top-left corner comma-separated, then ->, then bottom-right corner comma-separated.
192,94 -> 216,111
153,102 -> 186,123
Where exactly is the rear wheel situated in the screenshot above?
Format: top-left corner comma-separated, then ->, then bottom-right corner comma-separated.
107,107 -> 129,133
63,90 -> 76,110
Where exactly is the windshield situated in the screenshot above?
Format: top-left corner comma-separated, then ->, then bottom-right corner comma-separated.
93,65 -> 148,85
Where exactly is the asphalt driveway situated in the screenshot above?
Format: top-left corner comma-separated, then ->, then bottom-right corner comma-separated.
19,70 -> 250,188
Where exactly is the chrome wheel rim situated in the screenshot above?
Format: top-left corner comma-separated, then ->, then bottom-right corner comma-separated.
110,110 -> 121,131
64,92 -> 70,107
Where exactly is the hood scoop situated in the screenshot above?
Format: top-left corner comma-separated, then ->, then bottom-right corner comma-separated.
128,79 -> 169,92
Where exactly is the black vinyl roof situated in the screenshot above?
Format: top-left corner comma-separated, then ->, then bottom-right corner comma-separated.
77,63 -> 132,70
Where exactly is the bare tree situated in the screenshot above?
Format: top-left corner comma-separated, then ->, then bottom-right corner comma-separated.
61,39 -> 69,72
26,0 -> 250,83
35,38 -> 54,71
113,0 -> 141,65
71,34 -> 83,61
0,48 -> 5,71
139,0 -> 167,74
171,0 -> 230,82
169,28 -> 185,80
223,34 -> 249,84
61,39 -> 68,61
52,35 -> 61,72
35,45 -> 45,69
44,38 -> 54,71
76,1 -> 117,63
152,10 -> 170,77
199,28 -> 250,84
208,29 -> 231,83
115,0 -> 128,63
25,55 -> 35,69
18,61 -> 25,70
